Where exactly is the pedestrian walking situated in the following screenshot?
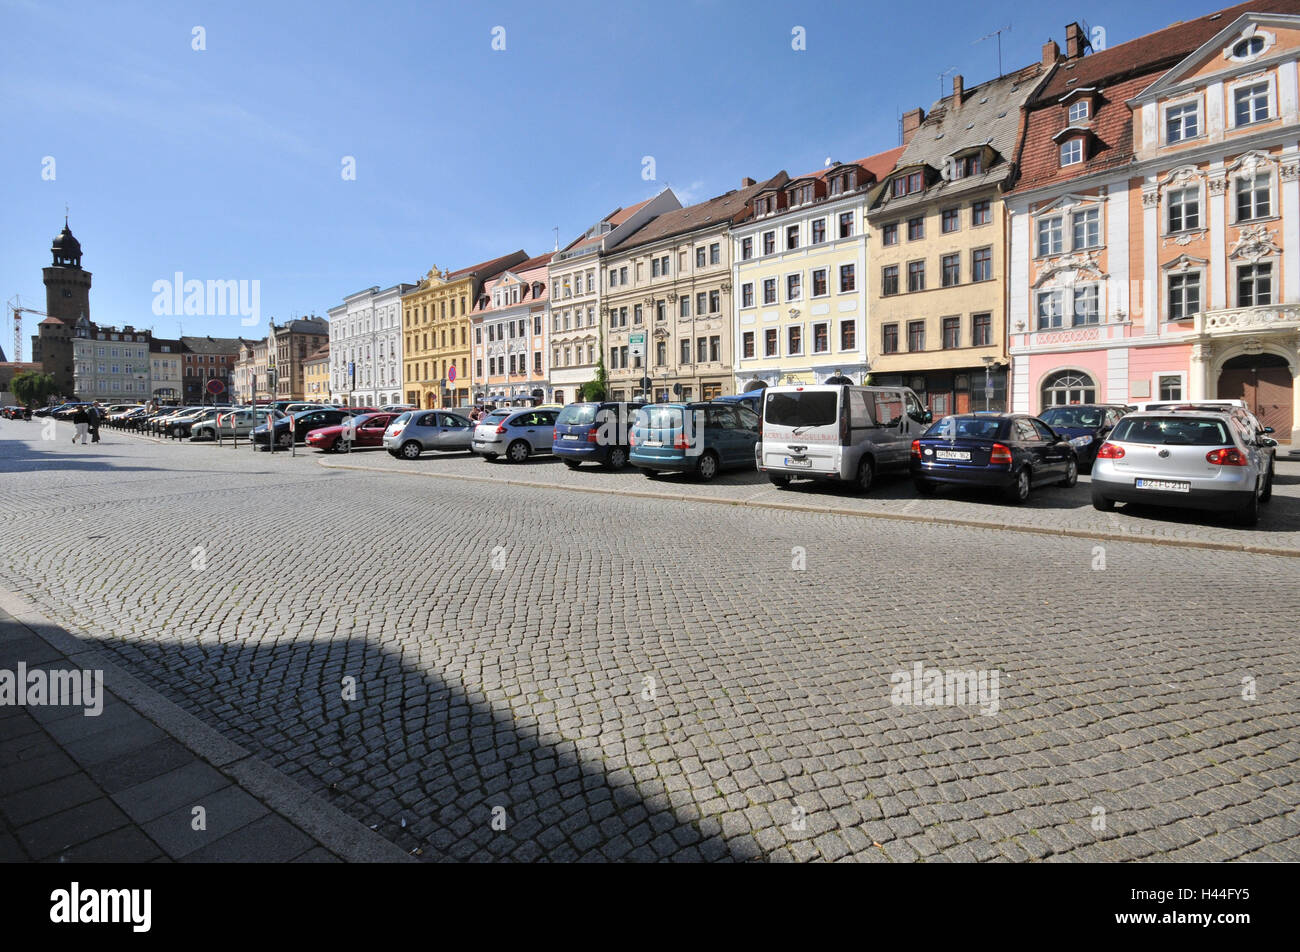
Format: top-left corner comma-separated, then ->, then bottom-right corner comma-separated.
88,405 -> 101,443
72,405 -> 89,445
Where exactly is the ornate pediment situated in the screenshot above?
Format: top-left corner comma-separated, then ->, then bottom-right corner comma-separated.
1226,150 -> 1276,181
1162,253 -> 1209,273
1032,250 -> 1108,287
1158,165 -> 1204,191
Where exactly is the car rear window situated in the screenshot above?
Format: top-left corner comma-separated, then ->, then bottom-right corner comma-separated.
923,416 -> 1006,440
636,407 -> 683,429
764,391 -> 838,427
484,411 -> 512,424
1111,417 -> 1231,446
1040,407 -> 1104,428
557,404 -> 598,426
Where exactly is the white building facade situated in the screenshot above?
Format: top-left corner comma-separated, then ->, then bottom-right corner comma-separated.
328,283 -> 413,407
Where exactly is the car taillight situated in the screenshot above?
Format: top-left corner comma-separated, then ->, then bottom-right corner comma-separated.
496,424 -> 507,434
673,433 -> 688,450
989,443 -> 1013,465
910,440 -> 921,459
586,429 -> 599,443
628,431 -> 637,446
1206,447 -> 1248,466
1095,442 -> 1124,459
839,404 -> 849,442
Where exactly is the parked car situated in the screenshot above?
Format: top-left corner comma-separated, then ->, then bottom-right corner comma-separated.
150,406 -> 203,435
380,404 -> 416,413
307,412 -> 398,452
382,410 -> 475,459
1135,400 -> 1277,473
1036,404 -> 1131,472
552,401 -> 644,470
169,407 -> 223,439
630,402 -> 760,481
758,384 -> 931,492
911,413 -> 1078,503
1090,410 -> 1272,526
191,408 -> 280,440
472,408 -> 559,462
251,408 -> 356,449
712,390 -> 765,416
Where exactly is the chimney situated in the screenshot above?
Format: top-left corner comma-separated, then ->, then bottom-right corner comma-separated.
1065,22 -> 1088,59
1042,39 -> 1061,66
741,177 -> 756,187
953,74 -> 964,102
901,107 -> 926,146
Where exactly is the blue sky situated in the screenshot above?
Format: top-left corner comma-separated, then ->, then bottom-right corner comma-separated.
2,0 -> 1210,345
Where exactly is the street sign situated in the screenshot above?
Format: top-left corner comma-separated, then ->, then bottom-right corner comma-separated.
206,379 -> 225,395
629,332 -> 646,359
673,383 -> 682,396
639,375 -> 652,392
448,365 -> 457,383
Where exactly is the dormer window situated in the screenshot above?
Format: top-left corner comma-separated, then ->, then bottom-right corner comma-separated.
1068,100 -> 1089,122
891,171 -> 924,197
788,183 -> 814,206
1060,138 -> 1084,166
951,153 -> 983,179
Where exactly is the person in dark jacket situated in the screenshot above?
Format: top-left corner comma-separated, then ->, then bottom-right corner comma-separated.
88,405 -> 101,443
72,406 -> 89,445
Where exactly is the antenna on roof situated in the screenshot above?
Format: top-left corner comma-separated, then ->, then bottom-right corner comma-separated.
973,24 -> 1012,77
938,66 -> 958,100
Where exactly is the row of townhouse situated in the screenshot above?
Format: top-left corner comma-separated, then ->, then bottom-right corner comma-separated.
321,0 -> 1299,445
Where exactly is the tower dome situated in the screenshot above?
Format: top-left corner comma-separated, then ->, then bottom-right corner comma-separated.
51,220 -> 82,267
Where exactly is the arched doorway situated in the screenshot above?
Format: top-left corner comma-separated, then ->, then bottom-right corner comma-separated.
1041,369 -> 1097,407
1218,353 -> 1292,438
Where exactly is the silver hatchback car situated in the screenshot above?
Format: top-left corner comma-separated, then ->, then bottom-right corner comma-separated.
1090,410 -> 1274,525
472,408 -> 559,462
382,410 -> 475,459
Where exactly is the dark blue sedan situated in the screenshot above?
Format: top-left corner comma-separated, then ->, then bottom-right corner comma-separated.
252,408 -> 355,450
1036,404 -> 1131,472
910,413 -> 1078,503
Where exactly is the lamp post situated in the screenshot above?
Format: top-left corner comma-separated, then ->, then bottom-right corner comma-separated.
981,356 -> 1005,412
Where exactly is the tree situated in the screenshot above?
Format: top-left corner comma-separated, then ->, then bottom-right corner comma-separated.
581,341 -> 609,402
10,371 -> 57,407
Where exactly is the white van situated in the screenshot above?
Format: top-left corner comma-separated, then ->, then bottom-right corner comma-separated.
758,384 -> 930,492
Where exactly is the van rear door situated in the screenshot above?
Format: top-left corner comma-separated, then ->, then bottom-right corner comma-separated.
761,388 -> 842,475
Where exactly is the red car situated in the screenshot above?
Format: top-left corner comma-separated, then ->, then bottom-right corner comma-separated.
306,412 -> 397,452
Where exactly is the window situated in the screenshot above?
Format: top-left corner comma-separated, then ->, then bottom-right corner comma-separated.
787,326 -> 802,355
942,317 -> 960,349
972,200 -> 991,226
941,253 -> 960,287
881,265 -> 899,296
1167,187 -> 1200,232
786,225 -> 800,250
838,212 -> 854,239
1237,262 -> 1272,306
906,260 -> 925,292
1036,290 -> 1064,329
741,237 -> 753,260
681,339 -> 691,364
941,208 -> 960,233
742,332 -> 755,358
1037,216 -> 1063,256
907,321 -> 925,352
951,153 -> 983,179
1166,101 -> 1199,142
741,283 -> 754,308
907,217 -> 924,241
1158,374 -> 1184,401
696,247 -> 706,268
1060,138 -> 1083,166
1236,173 -> 1272,221
882,323 -> 899,354
1234,82 -> 1271,126
786,274 -> 801,301
1232,35 -> 1266,59
652,258 -> 661,278
709,244 -> 720,265
763,278 -> 777,305
1168,273 -> 1201,320
840,320 -> 856,350
839,264 -> 856,293
634,304 -> 643,325
1068,100 -> 1089,122
762,231 -> 776,255
680,295 -> 691,317
709,290 -> 720,312
811,268 -> 828,296
972,246 -> 993,283
1042,370 -> 1096,407
811,219 -> 826,244
972,312 -> 992,347
1072,207 -> 1100,249
881,222 -> 898,245
813,323 -> 829,354
764,328 -> 778,356
1072,284 -> 1100,325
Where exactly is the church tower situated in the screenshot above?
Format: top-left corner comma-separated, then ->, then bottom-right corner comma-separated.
43,218 -> 92,324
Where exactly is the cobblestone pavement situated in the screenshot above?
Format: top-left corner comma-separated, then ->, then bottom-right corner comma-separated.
2,418 -> 1297,861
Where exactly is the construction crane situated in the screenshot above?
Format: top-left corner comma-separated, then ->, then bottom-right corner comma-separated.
6,295 -> 50,362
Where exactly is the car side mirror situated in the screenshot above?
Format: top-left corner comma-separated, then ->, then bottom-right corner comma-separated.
1263,426 -> 1275,434
923,411 -> 933,423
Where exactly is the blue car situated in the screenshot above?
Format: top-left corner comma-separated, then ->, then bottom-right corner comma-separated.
552,401 -> 644,470
711,390 -> 764,416
910,412 -> 1078,503
629,402 -> 760,482
1036,404 -> 1131,472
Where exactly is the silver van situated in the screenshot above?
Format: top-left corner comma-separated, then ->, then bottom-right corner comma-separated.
758,384 -> 930,492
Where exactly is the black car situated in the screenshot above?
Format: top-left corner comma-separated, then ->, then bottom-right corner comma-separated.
552,401 -> 645,469
1036,404 -> 1131,472
252,408 -> 355,449
911,412 -> 1078,503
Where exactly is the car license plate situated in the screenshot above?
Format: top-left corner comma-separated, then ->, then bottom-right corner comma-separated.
936,450 -> 971,461
562,434 -> 579,440
1135,478 -> 1190,493
783,457 -> 812,468
643,440 -> 662,448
